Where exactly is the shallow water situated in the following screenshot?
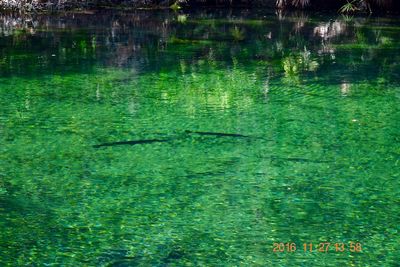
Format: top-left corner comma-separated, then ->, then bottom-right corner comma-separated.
0,9 -> 399,266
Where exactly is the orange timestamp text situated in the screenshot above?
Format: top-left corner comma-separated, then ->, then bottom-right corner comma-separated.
272,242 -> 362,253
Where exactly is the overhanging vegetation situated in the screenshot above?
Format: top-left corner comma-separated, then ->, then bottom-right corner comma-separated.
1,0 -> 399,13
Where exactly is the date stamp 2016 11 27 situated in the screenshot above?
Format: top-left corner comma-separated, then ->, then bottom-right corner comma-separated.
272,242 -> 362,253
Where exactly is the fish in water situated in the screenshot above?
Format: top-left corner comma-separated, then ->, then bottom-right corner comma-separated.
185,130 -> 249,138
93,139 -> 168,148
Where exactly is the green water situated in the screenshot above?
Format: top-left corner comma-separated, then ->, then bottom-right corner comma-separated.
0,10 -> 399,266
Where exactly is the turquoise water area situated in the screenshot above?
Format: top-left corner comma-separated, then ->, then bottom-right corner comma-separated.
0,10 -> 399,266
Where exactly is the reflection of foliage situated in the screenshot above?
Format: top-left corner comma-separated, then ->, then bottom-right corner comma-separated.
276,0 -> 310,9
277,0 -> 396,13
339,0 -> 359,13
177,14 -> 188,23
0,0 -> 399,12
0,10 -> 399,85
230,26 -> 245,41
282,48 -> 319,84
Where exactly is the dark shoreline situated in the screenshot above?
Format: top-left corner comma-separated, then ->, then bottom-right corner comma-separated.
1,0 -> 400,15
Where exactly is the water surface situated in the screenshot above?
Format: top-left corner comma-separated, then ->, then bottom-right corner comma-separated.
0,9 -> 399,266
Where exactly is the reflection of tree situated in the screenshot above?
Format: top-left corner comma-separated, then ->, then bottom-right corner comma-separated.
314,20 -> 347,40
0,10 -> 399,83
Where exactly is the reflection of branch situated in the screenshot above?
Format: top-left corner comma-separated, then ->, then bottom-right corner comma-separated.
291,0 -> 310,8
276,0 -> 310,9
0,13 -> 36,36
289,11 -> 309,32
314,20 -> 346,40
